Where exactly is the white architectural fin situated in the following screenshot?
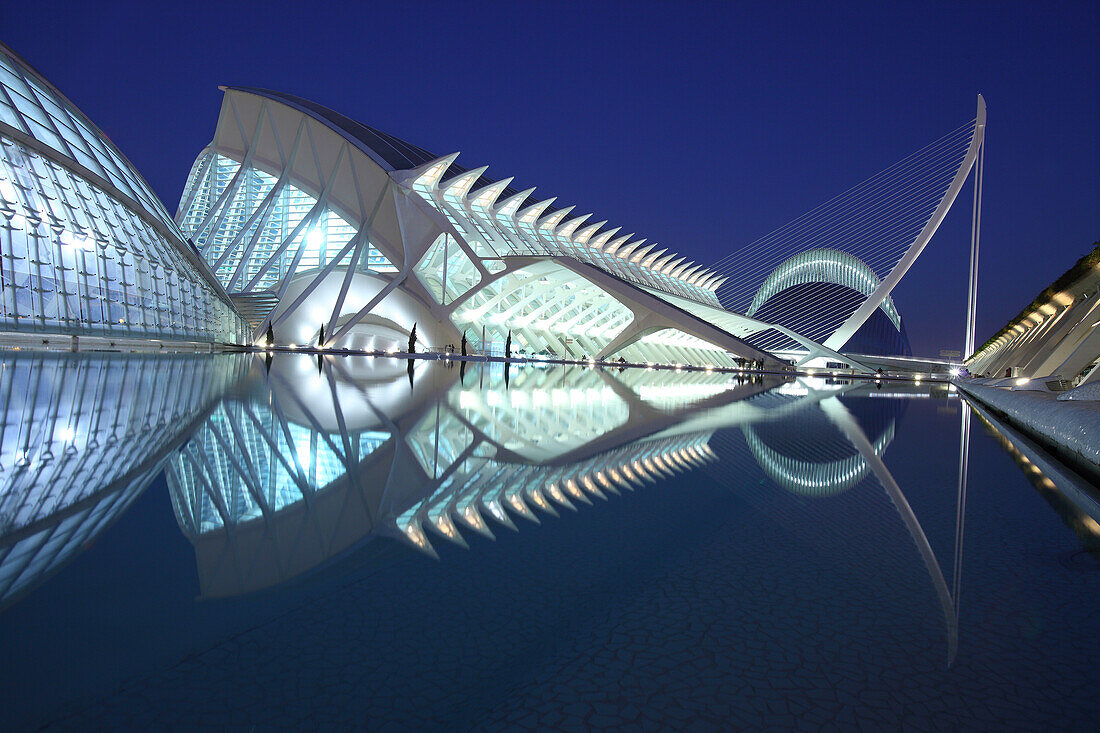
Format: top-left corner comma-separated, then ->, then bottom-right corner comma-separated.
574,220 -> 607,245
441,165 -> 488,200
708,275 -> 729,291
590,226 -> 621,249
640,248 -> 667,268
538,205 -> 574,230
678,263 -> 703,281
496,187 -> 536,217
605,233 -> 634,255
624,240 -> 652,261
395,152 -> 460,189
518,197 -> 556,223
557,212 -> 591,238
469,177 -> 513,209
687,268 -> 710,286
671,260 -> 695,278
647,251 -> 674,270
661,256 -> 686,275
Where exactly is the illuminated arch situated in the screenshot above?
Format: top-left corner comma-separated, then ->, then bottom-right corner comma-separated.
744,419 -> 895,497
747,249 -> 901,331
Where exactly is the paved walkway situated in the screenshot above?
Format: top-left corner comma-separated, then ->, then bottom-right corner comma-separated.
956,381 -> 1100,480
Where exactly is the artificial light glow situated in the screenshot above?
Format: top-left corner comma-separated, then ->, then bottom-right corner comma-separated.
59,230 -> 95,252
1015,377 -> 1030,386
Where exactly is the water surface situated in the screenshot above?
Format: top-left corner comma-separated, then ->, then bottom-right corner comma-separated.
0,353 -> 1097,729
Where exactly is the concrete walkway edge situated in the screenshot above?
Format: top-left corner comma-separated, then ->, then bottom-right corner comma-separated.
956,381 -> 1100,482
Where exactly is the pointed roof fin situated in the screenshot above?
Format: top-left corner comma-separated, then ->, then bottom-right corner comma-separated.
441,165 -> 488,199
469,177 -> 513,209
518,197 -> 556,223
557,212 -> 591,238
574,220 -> 607,244
496,187 -> 536,217
397,152 -> 460,189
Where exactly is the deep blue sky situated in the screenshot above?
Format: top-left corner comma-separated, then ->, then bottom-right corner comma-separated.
4,1 -> 1096,355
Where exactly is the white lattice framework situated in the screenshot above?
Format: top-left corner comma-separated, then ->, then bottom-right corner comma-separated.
176,87 -> 865,369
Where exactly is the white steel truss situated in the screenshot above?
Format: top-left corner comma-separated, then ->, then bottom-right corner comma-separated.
176,86 -> 923,368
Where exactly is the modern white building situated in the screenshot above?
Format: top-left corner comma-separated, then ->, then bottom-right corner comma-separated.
0,43 -> 245,343
181,88 -> 989,369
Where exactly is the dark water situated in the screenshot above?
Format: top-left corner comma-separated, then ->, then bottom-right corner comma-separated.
0,352 -> 1097,730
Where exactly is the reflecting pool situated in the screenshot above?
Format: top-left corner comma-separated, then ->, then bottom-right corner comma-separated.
1,353 -> 1098,729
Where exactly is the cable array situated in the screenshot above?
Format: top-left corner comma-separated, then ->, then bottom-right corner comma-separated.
716,119 -> 978,349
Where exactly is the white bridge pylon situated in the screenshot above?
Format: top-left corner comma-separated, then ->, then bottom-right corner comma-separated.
713,95 -> 987,358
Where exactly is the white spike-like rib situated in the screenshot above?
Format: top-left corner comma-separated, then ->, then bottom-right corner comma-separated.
505,487 -> 541,523
428,511 -> 469,549
406,152 -> 460,190
708,276 -> 729,291
687,268 -> 709,286
697,273 -> 720,290
640,248 -> 668,268
526,486 -> 560,517
564,478 -> 593,505
632,461 -> 657,484
469,177 -> 513,209
574,220 -> 606,244
671,261 -> 695,279
455,502 -> 496,540
661,256 -> 686,275
441,166 -> 488,199
496,187 -> 536,217
518,197 -> 556,223
616,239 -> 646,259
607,467 -> 635,491
581,475 -> 608,500
590,226 -> 620,248
538,206 -> 574,231
396,517 -> 440,559
679,264 -> 704,282
545,482 -> 577,511
604,232 -> 632,255
630,243 -> 657,263
557,213 -> 591,238
481,496 -> 519,531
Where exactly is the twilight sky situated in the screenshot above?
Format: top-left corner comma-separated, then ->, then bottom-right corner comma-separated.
4,1 -> 1097,356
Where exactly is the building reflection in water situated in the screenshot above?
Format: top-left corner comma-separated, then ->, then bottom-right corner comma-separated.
167,355 -> 922,603
0,351 -> 998,668
0,352 -> 245,609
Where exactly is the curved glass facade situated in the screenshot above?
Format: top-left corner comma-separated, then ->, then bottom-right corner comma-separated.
178,152 -> 396,294
0,45 -> 244,342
